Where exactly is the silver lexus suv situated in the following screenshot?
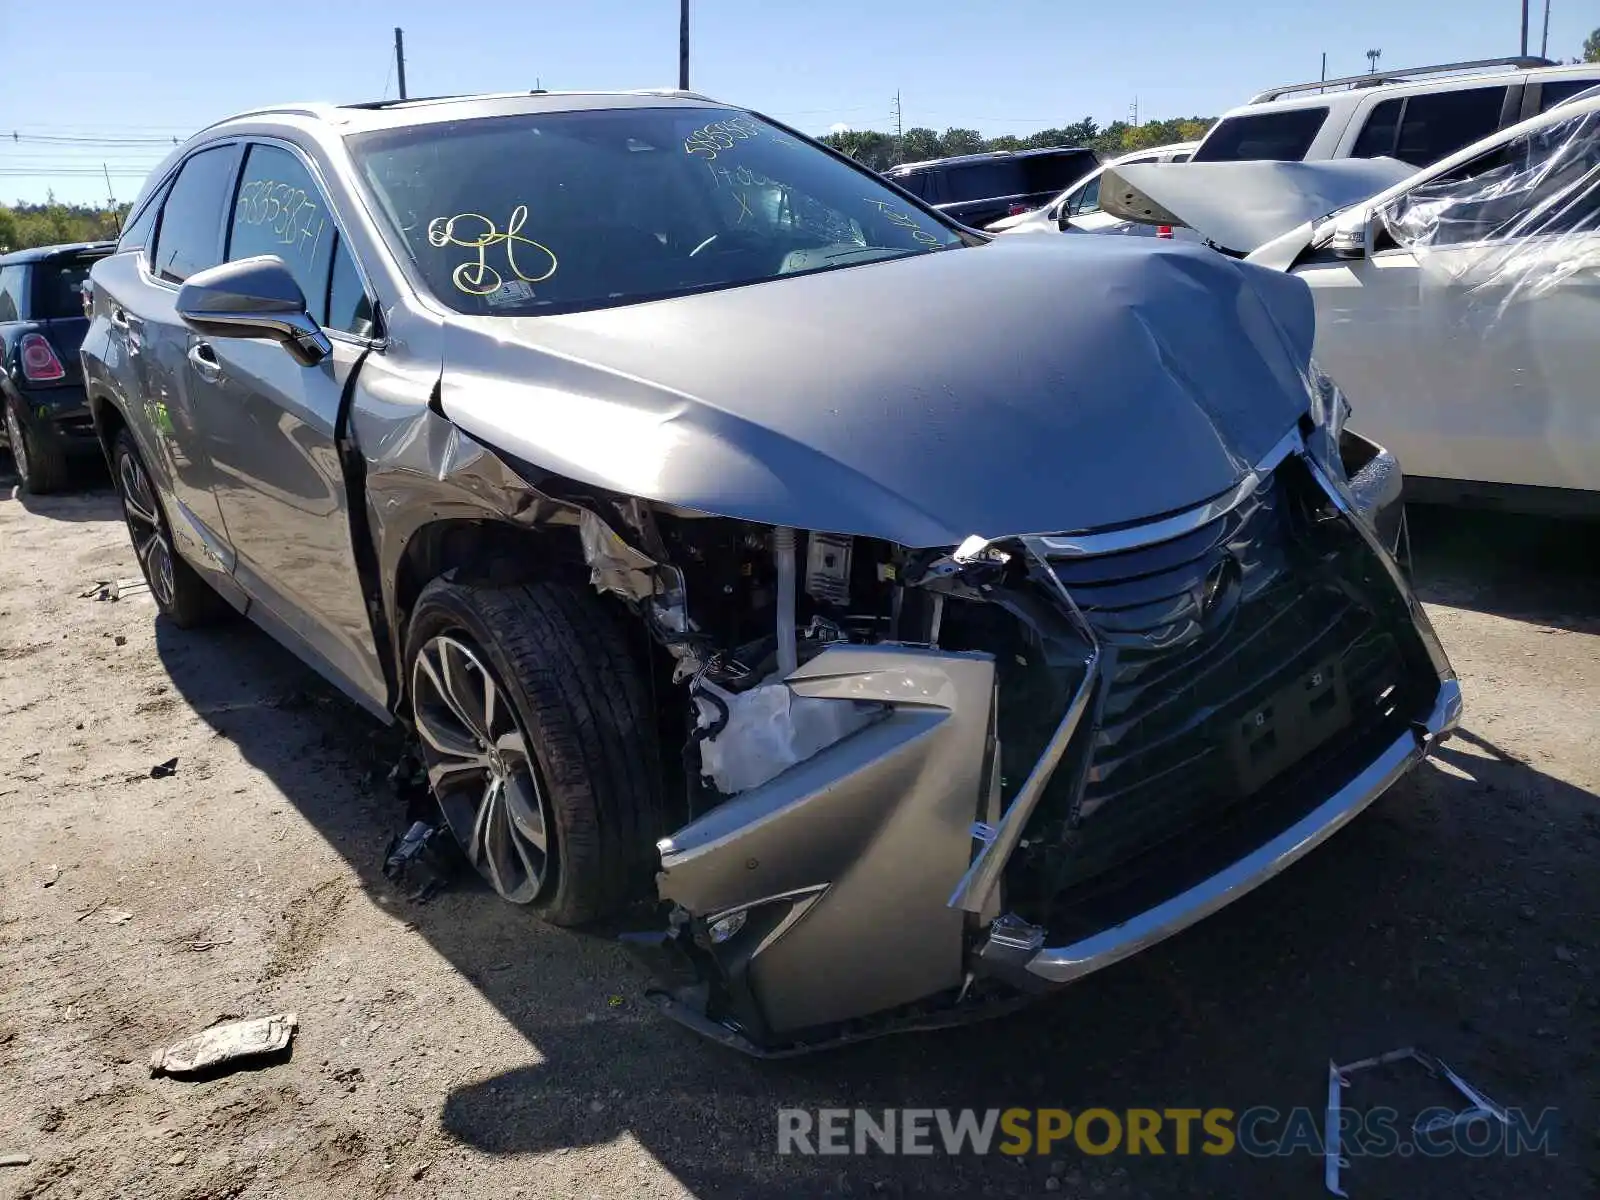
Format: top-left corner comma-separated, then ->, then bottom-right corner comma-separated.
81,90 -> 1459,1054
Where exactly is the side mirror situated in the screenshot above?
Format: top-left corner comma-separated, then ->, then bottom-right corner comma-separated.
176,256 -> 332,367
1330,209 -> 1379,260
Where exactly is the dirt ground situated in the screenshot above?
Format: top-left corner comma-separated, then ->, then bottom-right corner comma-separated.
1,460 -> 1596,1200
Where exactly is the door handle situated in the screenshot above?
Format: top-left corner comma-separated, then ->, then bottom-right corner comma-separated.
187,341 -> 223,382
108,307 -> 129,331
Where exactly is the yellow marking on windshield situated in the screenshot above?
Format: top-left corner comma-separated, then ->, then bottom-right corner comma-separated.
426,206 -> 558,297
863,199 -> 943,246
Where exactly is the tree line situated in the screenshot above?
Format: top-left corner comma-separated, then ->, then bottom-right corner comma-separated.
820,116 -> 1217,171
0,200 -> 130,254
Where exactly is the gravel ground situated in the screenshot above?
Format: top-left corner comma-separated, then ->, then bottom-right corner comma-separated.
1,463 -> 1596,1200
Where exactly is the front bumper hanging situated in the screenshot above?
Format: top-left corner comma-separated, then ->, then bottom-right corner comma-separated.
636,431 -> 1458,1055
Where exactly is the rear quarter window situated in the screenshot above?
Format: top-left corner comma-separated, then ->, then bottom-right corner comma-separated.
893,171 -> 933,199
1192,107 -> 1328,162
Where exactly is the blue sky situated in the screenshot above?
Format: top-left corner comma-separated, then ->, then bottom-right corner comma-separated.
1,0 -> 1591,204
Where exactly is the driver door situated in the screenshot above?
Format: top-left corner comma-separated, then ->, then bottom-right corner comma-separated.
187,139 -> 388,711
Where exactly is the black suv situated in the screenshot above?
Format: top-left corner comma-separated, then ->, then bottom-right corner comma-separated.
0,241 -> 114,492
884,147 -> 1100,229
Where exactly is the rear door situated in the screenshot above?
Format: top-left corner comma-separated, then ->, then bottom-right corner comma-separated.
108,143 -> 242,574
190,139 -> 387,709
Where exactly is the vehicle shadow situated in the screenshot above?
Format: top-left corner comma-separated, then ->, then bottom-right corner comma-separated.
0,453 -> 118,523
148,527 -> 1599,1199
1407,503 -> 1600,633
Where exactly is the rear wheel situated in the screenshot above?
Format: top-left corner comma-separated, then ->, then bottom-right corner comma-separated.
112,429 -> 227,627
405,578 -> 663,926
4,397 -> 71,494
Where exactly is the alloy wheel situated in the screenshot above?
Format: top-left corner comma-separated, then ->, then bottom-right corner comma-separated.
117,451 -> 176,609
411,634 -> 551,903
4,405 -> 29,481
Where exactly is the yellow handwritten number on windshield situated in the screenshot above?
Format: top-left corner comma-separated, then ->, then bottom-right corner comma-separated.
426,206 -> 558,296
864,199 -> 943,246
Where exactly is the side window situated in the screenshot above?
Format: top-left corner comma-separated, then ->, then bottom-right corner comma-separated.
894,172 -> 931,200
0,265 -> 25,323
150,146 -> 240,284
1066,175 -> 1102,216
117,179 -> 170,255
1537,79 -> 1600,114
1351,98 -> 1404,159
326,235 -> 376,338
1383,113 -> 1600,248
227,144 -> 336,322
1392,87 -> 1506,167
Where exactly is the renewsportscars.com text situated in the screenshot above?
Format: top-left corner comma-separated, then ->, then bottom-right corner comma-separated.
776,1107 -> 1559,1159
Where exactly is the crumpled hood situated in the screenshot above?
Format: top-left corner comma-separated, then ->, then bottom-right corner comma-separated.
438,236 -> 1317,548
1100,158 -> 1417,255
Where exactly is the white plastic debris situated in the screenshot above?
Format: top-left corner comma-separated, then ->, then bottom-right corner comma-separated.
150,1012 -> 298,1078
695,677 -> 879,795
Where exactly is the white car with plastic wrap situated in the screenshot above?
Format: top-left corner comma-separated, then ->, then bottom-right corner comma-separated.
1101,94 -> 1600,515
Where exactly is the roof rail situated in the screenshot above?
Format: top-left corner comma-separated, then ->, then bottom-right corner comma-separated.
1249,56 -> 1555,103
193,102 -> 343,136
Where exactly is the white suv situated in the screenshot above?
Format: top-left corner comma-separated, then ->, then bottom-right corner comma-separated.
1193,56 -> 1600,169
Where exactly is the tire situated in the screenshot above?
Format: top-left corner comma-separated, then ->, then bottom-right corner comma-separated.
4,396 -> 71,494
405,578 -> 664,926
111,428 -> 228,628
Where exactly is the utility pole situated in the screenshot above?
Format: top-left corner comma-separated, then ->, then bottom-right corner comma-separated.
1321,52 -> 1327,81
394,27 -> 407,100
1540,0 -> 1551,58
1129,97 -> 1138,126
1366,48 -> 1382,74
679,0 -> 690,90
1520,0 -> 1530,57
892,90 -> 903,163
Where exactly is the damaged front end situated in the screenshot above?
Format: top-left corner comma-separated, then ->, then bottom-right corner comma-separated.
598,427 -> 1457,1056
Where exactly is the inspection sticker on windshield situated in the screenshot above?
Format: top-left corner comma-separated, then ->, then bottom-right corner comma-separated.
485,280 -> 535,307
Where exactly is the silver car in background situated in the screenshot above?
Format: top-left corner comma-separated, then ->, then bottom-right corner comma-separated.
81,90 -> 1459,1054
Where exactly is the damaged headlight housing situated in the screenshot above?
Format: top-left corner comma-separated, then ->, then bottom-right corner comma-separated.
1304,359 -> 1352,485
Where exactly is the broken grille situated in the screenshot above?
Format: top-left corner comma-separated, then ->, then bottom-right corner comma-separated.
1035,466 -> 1413,889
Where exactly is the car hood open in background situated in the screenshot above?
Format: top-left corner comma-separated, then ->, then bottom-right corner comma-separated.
438,237 -> 1317,547
1099,158 -> 1417,256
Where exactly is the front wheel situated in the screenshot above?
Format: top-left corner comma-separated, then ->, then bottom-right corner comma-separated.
405,578 -> 664,926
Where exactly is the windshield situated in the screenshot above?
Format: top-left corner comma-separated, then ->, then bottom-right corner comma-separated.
348,106 -> 964,315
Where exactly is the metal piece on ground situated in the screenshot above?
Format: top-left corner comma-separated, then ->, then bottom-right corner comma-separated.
149,757 -> 179,779
382,818 -> 461,903
149,1012 -> 298,1078
1324,1045 -> 1510,1196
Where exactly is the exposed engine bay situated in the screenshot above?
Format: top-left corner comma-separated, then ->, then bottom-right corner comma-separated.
567,433 -> 1457,1054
